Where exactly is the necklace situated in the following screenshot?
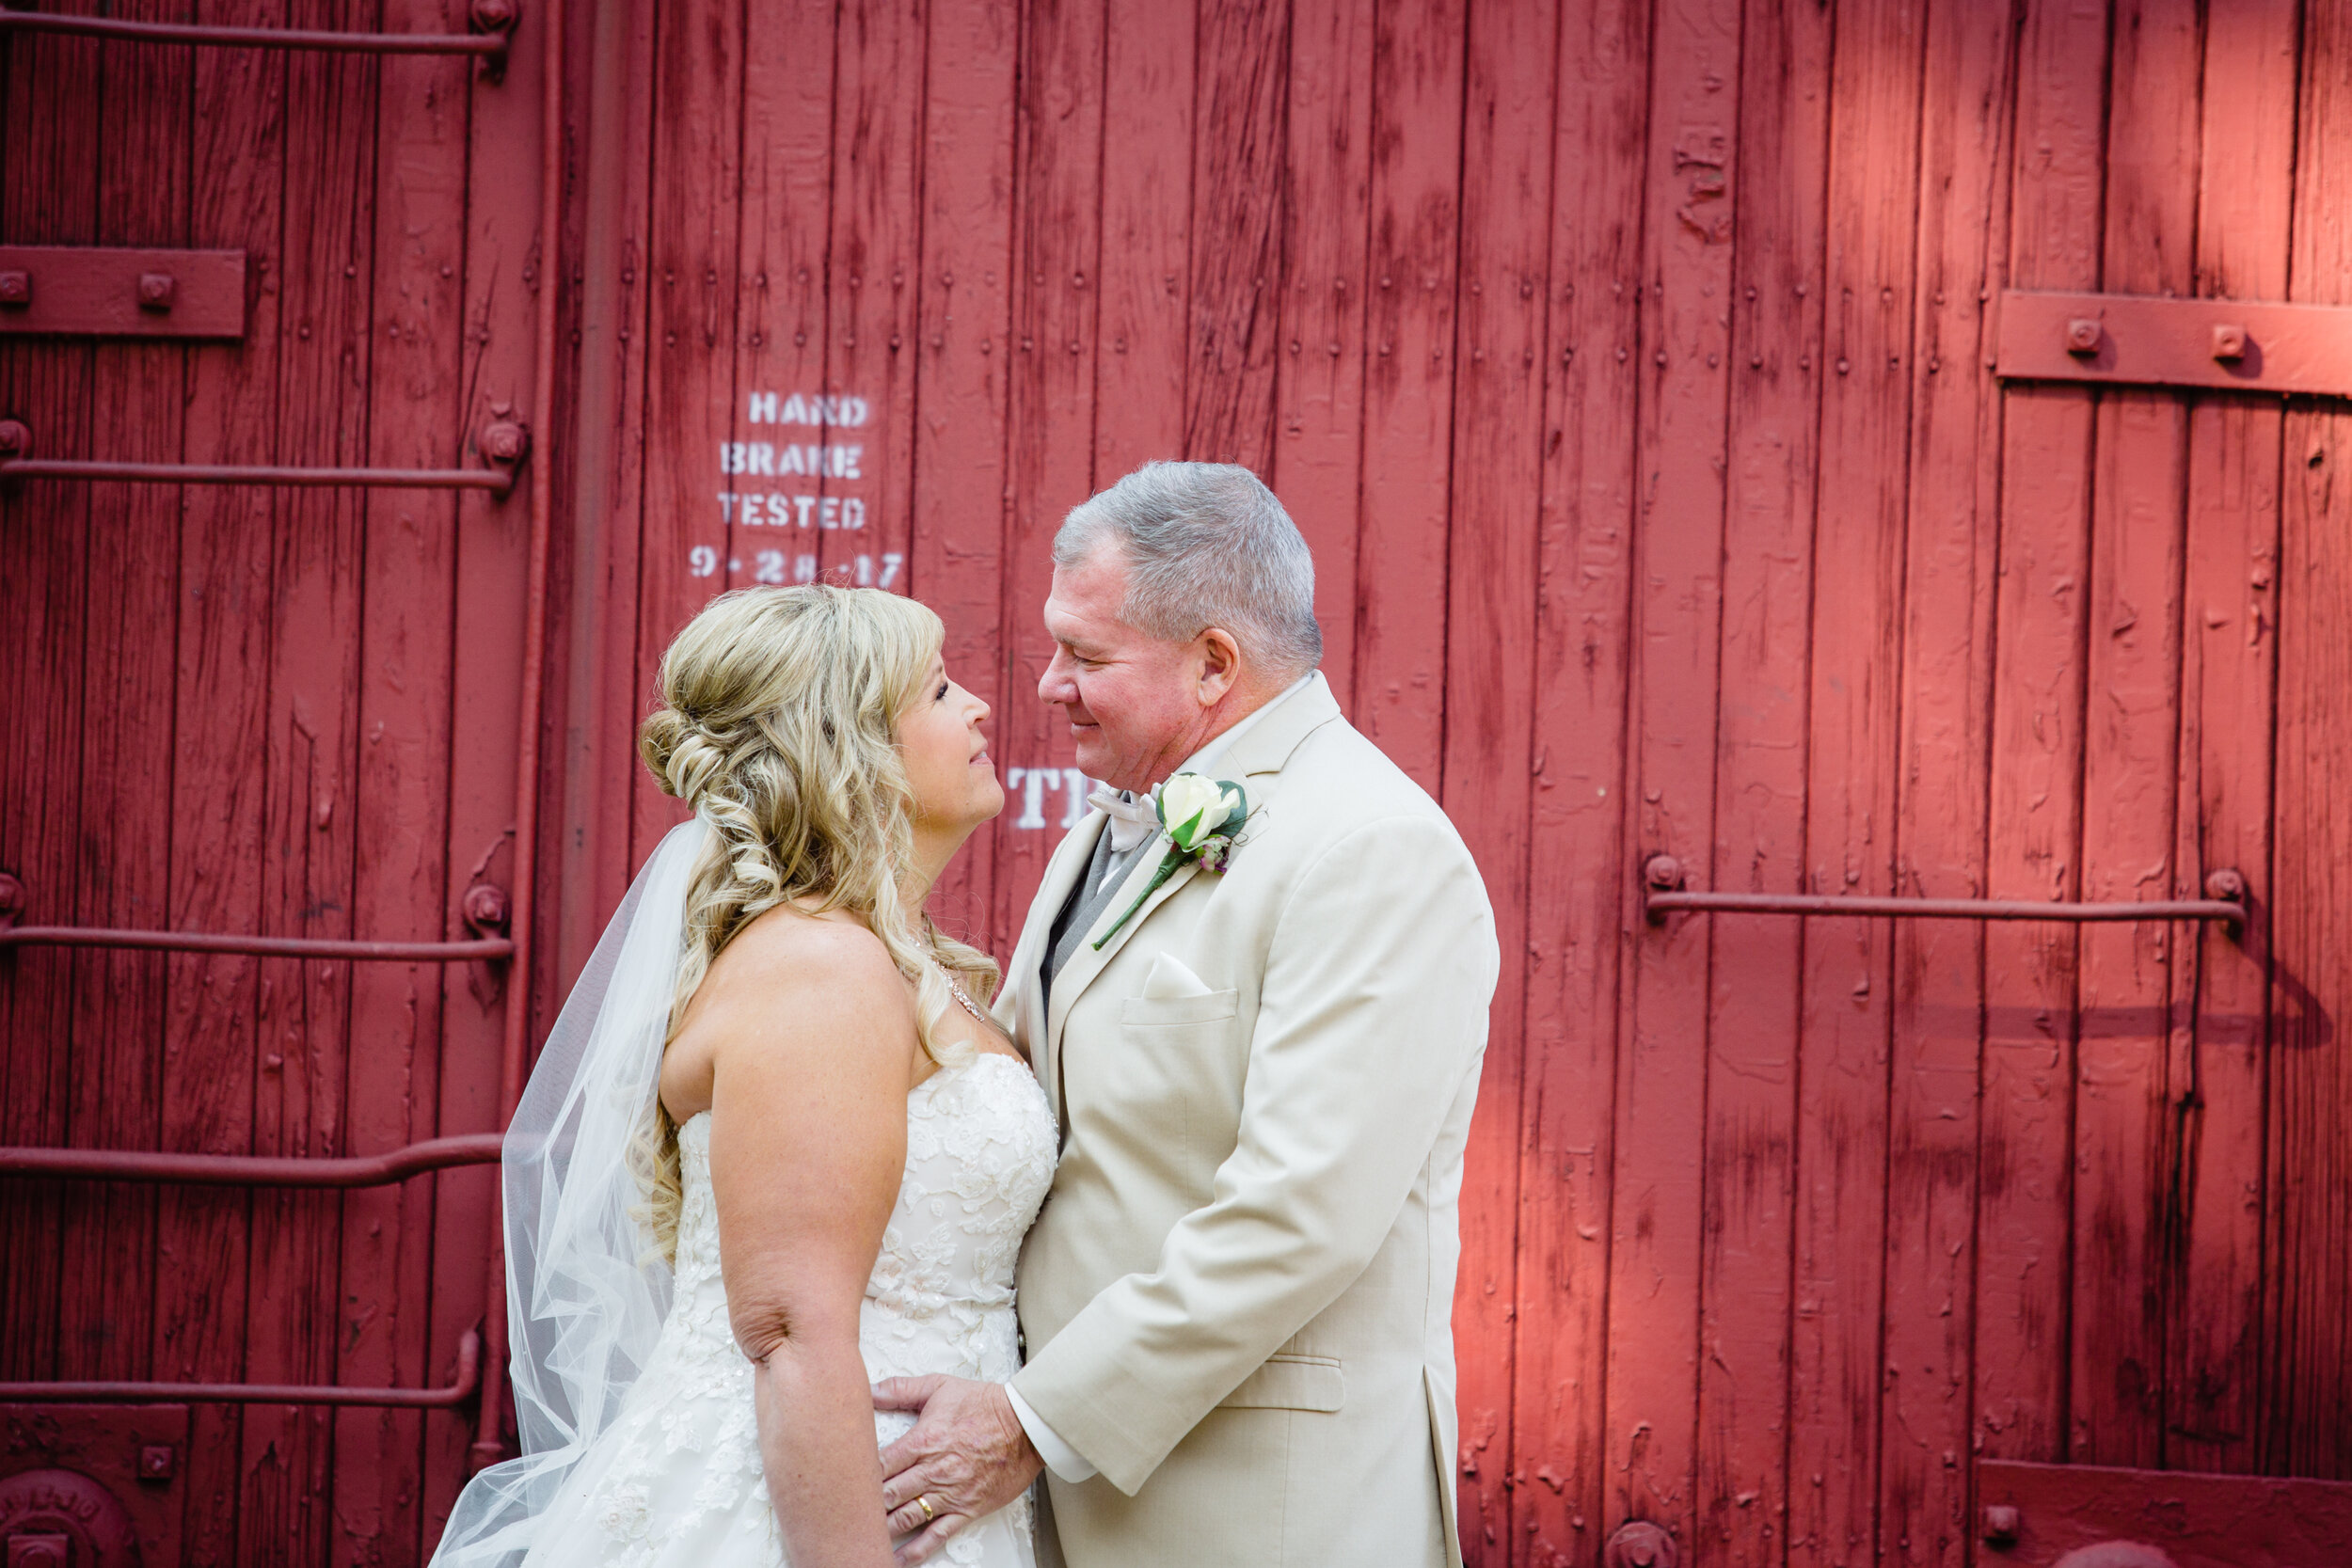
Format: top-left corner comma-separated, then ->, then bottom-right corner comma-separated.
943,973 -> 989,1026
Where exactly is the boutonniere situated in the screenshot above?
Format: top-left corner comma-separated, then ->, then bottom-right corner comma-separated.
1091,772 -> 1250,950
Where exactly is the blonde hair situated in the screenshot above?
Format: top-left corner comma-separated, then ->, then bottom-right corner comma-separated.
628,584 -> 999,1259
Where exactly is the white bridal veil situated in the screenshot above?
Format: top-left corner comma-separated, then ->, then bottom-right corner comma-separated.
431,816 -> 711,1568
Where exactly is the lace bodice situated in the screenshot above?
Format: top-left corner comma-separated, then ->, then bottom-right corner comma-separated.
546,1052 -> 1056,1568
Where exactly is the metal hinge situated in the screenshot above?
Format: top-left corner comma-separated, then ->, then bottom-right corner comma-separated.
1997,290 -> 2352,398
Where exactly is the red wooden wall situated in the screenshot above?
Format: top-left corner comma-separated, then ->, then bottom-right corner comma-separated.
8,0 -> 2352,1564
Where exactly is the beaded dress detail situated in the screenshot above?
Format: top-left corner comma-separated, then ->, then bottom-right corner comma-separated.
519,1053 -> 1057,1568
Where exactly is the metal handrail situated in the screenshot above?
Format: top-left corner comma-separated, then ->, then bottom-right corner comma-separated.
1640,857 -> 2249,932
0,10 -> 511,61
0,459 -> 517,496
0,1132 -> 501,1186
0,1326 -> 483,1408
0,926 -> 512,961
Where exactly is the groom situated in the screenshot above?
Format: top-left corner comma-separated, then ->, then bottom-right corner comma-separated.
875,462 -> 1500,1567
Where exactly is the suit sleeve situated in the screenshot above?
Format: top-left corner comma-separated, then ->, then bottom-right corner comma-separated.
1008,814 -> 1501,1494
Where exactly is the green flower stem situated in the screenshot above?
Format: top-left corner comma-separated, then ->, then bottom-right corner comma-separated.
1091,847 -> 1189,951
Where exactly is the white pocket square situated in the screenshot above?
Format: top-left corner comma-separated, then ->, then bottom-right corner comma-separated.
1138,952 -> 1216,1000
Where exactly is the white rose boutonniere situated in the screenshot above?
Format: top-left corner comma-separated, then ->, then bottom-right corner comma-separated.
1090,772 -> 1250,950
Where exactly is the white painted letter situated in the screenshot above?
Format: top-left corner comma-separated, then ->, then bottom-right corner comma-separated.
878,551 -> 903,588
842,498 -> 867,530
818,497 -> 841,530
739,493 -> 763,525
747,390 -> 778,423
1058,768 -> 1093,829
717,492 -> 737,522
780,392 -> 811,424
1009,768 -> 1049,830
793,495 -> 817,529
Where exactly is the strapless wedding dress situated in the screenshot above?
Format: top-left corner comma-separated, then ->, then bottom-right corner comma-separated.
518,1053 -> 1057,1568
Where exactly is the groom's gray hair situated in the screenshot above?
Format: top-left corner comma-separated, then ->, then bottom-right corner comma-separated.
1053,462 -> 1323,680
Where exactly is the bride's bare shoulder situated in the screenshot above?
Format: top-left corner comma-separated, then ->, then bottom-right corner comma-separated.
695,903 -> 912,1027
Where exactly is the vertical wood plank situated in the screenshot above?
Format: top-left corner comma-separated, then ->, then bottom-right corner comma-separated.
58,0 -> 194,1392
632,0 -> 746,856
1269,0 -> 1371,699
910,0 -> 1020,947
1977,0 -> 2106,1477
988,0 -> 1106,943
551,0 -> 660,996
1879,0 -> 2016,1560
1696,0 -> 1831,1560
1184,0 -> 1289,473
2067,0 -> 2200,1472
729,0 -> 833,601
1351,0 -> 1460,791
238,5 -> 379,1553
1444,0 -> 1554,1552
163,0 -> 291,1554
2267,0 -> 2352,1481
0,0 -> 102,1390
2165,0 -> 2295,1478
336,4 -> 479,1552
1610,0 -> 1739,1550
817,0 -> 924,593
1790,2 -> 1926,1560
1508,0 -> 1647,1559
1090,0 -> 1194,483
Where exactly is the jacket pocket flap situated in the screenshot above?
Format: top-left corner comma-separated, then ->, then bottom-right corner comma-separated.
1216,1354 -> 1344,1413
1119,989 -> 1239,1027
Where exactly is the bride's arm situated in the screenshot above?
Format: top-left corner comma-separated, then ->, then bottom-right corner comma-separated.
702,914 -> 914,1568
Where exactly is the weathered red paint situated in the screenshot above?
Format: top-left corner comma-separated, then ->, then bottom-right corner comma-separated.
9,2 -> 2352,1564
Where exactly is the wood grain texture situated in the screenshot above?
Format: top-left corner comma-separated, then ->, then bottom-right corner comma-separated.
1443,0 -> 1553,1551
1696,0 -> 1829,1560
1507,0 -> 1645,1560
1611,0 -> 1740,1552
1091,0 -> 1195,484
1184,0 -> 1289,473
1978,0 -> 2107,1479
1350,0 -> 1460,792
2164,0 -> 2295,1479
1879,0 -> 2015,1560
988,0 -> 1106,943
911,0 -> 1019,948
2268,0 -> 2352,1481
2067,0 -> 2198,1472
1269,0 -> 1371,701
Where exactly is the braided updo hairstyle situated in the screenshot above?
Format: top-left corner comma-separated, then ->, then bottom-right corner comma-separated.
629,583 -> 1000,1258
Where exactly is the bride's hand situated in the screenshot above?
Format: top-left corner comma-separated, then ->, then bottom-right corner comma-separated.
873,1375 -> 1043,1565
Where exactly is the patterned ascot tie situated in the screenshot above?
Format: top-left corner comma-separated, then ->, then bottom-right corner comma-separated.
1044,790 -> 1161,991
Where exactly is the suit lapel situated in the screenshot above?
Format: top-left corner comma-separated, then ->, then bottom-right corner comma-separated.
1004,811 -> 1104,1123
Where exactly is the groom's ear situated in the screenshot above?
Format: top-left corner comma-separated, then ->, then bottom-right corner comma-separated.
1194,626 -> 1243,707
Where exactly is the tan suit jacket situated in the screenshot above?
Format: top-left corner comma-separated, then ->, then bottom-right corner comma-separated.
998,675 -> 1499,1568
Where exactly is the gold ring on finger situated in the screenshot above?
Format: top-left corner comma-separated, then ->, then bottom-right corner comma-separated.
916,1495 -> 937,1524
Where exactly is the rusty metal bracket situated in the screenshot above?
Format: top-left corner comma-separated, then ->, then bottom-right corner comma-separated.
1640,855 -> 2248,932
0,1326 -> 482,1409
1997,290 -> 2352,398
0,1132 -> 501,1186
0,419 -> 524,497
0,7 -> 514,68
0,247 -> 246,339
1977,1458 -> 2352,1566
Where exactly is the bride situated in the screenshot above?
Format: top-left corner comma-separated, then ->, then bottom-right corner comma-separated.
431,585 -> 1054,1568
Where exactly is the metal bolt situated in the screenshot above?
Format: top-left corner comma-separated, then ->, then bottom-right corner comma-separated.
1604,1521 -> 1678,1568
0,270 -> 28,307
463,882 -> 512,933
0,420 -> 28,461
480,419 -> 531,465
137,272 -> 177,311
470,0 -> 517,30
1644,854 -> 1684,893
2204,867 -> 2248,904
1981,1504 -> 2020,1545
2211,322 -> 2248,361
140,1443 -> 178,1480
9,1534 -> 70,1568
0,871 -> 24,927
2065,318 -> 2102,355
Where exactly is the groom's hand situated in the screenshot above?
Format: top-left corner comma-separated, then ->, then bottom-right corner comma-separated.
873,1375 -> 1043,1565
